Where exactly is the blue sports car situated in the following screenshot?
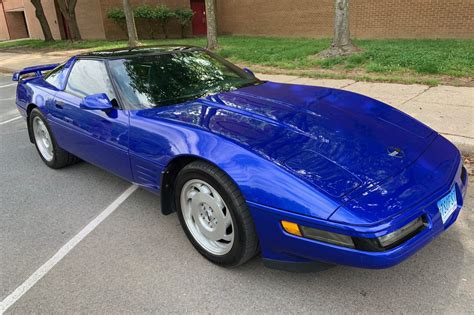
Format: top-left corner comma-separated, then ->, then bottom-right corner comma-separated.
13,46 -> 468,271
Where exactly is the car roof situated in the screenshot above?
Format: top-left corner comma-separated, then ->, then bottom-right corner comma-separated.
78,45 -> 202,59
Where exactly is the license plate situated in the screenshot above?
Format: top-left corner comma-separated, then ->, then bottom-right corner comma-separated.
437,186 -> 457,224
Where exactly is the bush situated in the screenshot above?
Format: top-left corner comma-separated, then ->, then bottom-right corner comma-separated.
108,4 -> 192,39
107,8 -> 125,23
135,4 -> 157,38
155,5 -> 175,39
106,8 -> 126,32
174,8 -> 194,38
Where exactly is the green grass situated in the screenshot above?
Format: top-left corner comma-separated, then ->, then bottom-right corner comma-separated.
1,36 -> 473,80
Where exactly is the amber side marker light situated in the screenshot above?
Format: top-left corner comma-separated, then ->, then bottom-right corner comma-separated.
281,220 -> 302,236
281,220 -> 355,248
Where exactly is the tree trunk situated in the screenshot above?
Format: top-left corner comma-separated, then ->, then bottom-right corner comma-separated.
31,0 -> 54,41
161,23 -> 168,39
319,0 -> 359,57
56,0 -> 81,40
149,22 -> 154,39
122,0 -> 139,47
67,12 -> 81,40
205,0 -> 218,50
123,0 -> 139,48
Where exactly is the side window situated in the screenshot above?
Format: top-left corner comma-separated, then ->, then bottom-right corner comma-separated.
65,59 -> 116,101
45,64 -> 65,89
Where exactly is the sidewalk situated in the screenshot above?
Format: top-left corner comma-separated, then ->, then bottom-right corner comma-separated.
0,50 -> 87,73
1,51 -> 473,154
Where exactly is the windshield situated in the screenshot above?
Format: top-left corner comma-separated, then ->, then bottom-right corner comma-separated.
108,49 -> 260,109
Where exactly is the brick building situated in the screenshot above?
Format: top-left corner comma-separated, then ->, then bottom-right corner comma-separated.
1,0 -> 473,41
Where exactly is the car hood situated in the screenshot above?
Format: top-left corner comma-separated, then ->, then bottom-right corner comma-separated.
154,81 -> 436,202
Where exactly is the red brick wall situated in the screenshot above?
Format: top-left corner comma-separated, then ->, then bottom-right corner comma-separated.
216,0 -> 474,39
351,0 -> 474,39
23,0 -> 64,40
5,0 -> 472,41
217,0 -> 334,37
23,0 -> 106,40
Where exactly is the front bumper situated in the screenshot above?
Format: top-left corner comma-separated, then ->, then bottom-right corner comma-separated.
249,165 -> 468,270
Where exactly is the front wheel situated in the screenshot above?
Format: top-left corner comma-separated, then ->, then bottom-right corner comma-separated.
30,108 -> 79,169
175,161 -> 259,267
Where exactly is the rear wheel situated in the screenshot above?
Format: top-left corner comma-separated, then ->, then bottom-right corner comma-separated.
175,161 -> 259,267
30,108 -> 78,169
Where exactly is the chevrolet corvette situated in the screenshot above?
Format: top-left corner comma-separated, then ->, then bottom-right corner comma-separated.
13,46 -> 468,271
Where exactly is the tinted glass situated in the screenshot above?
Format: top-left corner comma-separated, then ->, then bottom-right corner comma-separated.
65,59 -> 116,100
45,64 -> 65,89
108,50 -> 259,108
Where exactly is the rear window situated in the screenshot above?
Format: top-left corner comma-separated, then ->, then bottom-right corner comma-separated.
44,64 -> 66,89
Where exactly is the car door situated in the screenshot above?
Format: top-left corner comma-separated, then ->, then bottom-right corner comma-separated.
48,58 -> 132,180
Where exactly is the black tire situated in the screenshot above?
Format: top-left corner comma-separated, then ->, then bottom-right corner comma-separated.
175,161 -> 259,267
29,108 -> 79,169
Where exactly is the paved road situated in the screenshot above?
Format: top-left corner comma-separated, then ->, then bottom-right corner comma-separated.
0,74 -> 473,314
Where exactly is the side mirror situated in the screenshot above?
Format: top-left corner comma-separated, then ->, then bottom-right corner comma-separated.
243,67 -> 255,77
80,93 -> 113,111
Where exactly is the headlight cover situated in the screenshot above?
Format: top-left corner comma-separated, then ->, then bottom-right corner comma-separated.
281,220 -> 354,248
282,216 -> 426,252
300,226 -> 355,248
377,217 -> 425,248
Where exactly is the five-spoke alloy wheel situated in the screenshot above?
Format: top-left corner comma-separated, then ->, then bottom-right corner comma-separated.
29,108 -> 78,169
180,179 -> 235,255
175,161 -> 259,267
32,116 -> 54,162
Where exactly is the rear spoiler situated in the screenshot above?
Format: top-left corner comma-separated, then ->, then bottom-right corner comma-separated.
12,63 -> 59,81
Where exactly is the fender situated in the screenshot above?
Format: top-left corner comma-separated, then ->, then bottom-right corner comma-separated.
129,109 -> 341,220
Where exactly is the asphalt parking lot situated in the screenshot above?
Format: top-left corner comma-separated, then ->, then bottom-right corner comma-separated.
0,73 -> 473,314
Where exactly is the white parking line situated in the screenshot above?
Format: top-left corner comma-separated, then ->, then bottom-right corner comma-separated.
0,82 -> 15,88
0,184 -> 138,314
0,116 -> 22,125
0,97 -> 15,101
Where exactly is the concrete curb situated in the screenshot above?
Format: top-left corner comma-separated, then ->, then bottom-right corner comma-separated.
453,142 -> 474,156
459,146 -> 474,156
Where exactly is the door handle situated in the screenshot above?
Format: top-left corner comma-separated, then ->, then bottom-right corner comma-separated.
55,100 -> 65,109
